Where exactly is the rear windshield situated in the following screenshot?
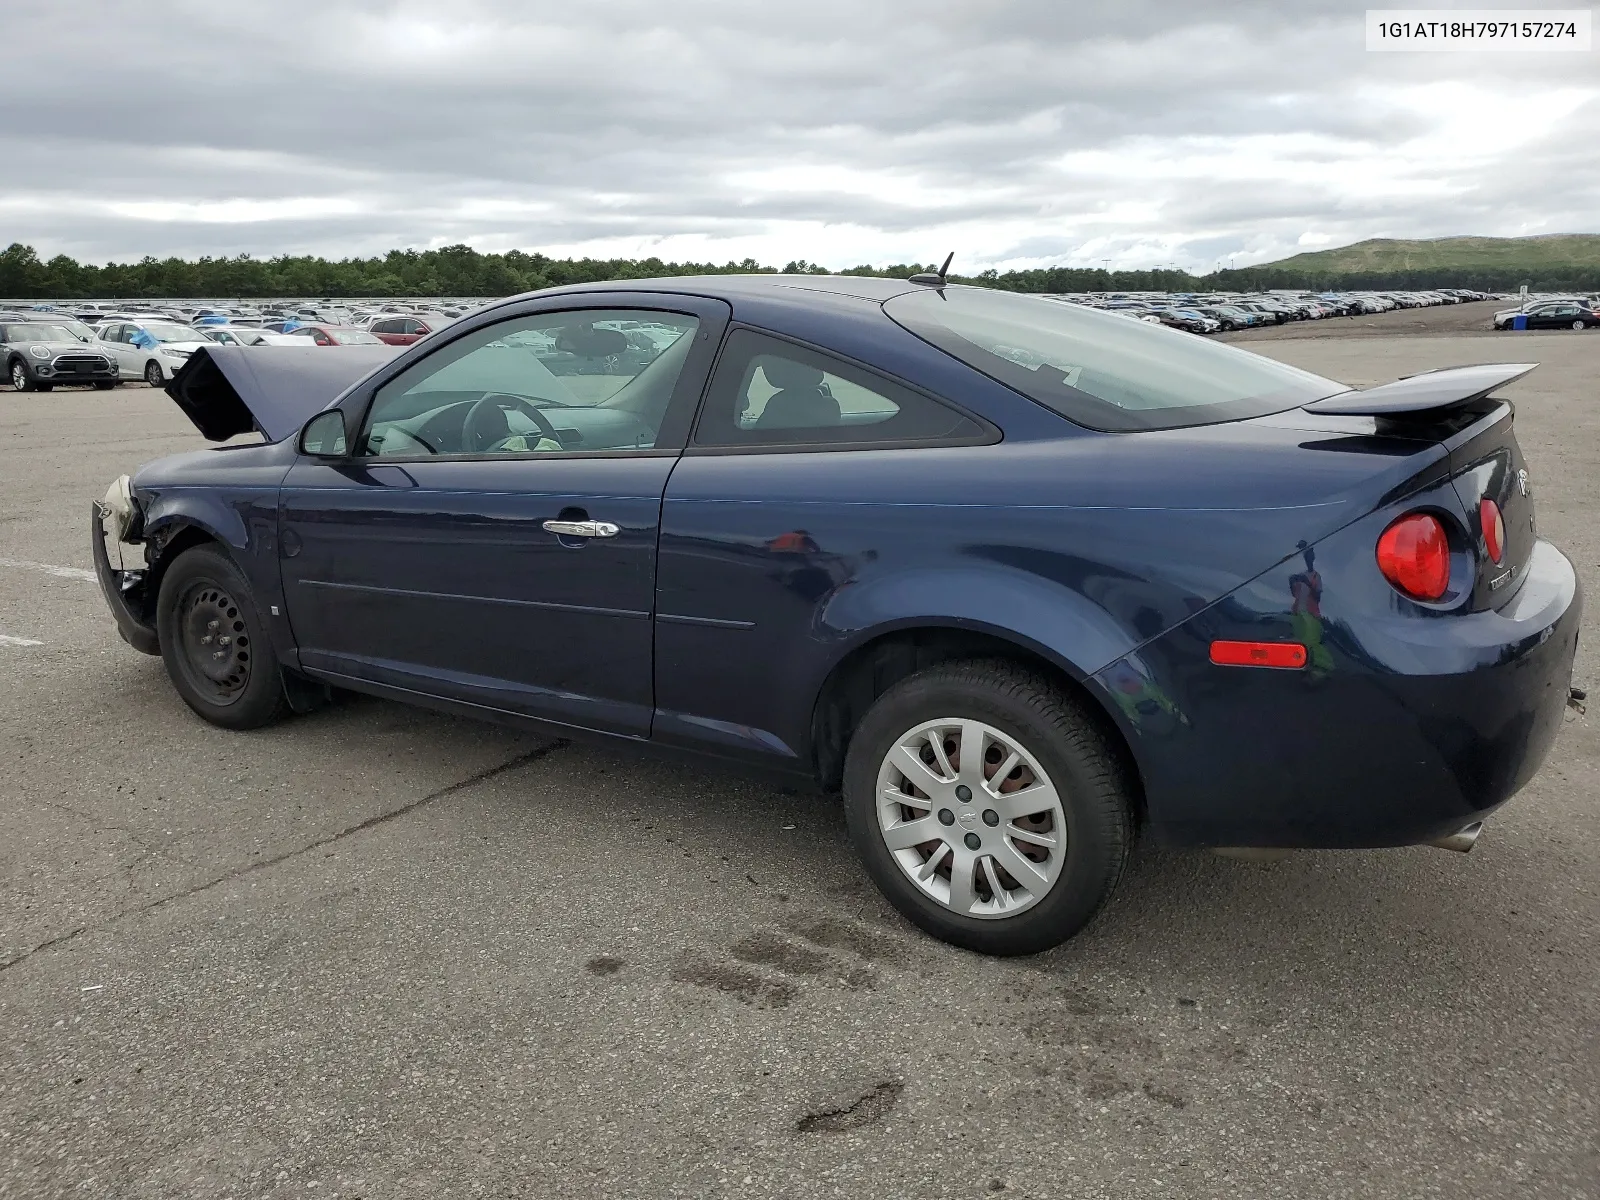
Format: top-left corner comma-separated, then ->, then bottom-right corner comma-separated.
142,323 -> 204,343
884,287 -> 1349,432
328,328 -> 382,344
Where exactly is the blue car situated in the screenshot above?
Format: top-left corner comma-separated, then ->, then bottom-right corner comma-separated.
91,275 -> 1581,955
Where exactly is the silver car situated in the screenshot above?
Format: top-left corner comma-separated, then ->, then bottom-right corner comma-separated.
1,320 -> 119,392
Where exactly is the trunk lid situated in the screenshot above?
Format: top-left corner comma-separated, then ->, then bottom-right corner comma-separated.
1276,361 -> 1540,612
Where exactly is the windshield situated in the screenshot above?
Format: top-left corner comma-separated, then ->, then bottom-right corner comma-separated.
142,323 -> 204,343
2,323 -> 79,343
885,288 -> 1348,432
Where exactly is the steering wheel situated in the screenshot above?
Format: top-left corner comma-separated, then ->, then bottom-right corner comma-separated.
461,392 -> 561,452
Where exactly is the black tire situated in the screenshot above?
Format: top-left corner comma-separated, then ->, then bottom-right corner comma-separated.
143,360 -> 164,387
842,659 -> 1133,956
94,380 -> 117,390
156,544 -> 289,729
1574,320 -> 1587,331
9,359 -> 35,391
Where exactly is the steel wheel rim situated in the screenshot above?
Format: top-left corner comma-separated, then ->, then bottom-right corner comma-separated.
876,718 -> 1068,920
177,581 -> 252,703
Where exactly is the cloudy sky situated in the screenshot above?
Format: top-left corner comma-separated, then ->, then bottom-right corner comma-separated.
3,0 -> 1596,272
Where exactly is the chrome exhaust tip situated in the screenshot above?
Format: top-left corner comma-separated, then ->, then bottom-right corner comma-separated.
1430,822 -> 1483,853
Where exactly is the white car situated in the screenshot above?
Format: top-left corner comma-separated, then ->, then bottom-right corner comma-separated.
95,319 -> 213,386
202,328 -> 307,347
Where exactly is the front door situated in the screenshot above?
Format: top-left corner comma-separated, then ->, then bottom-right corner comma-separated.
97,324 -> 133,377
1528,304 -> 1579,329
278,296 -> 729,737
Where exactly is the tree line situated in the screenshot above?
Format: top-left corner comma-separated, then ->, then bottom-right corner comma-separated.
1,240 -> 1593,300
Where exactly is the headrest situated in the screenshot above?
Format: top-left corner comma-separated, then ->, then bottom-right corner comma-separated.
760,357 -> 825,390
555,325 -> 628,357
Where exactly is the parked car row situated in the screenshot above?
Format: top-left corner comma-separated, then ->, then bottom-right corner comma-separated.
1052,288 -> 1494,334
1,309 -> 407,390
10,298 -> 485,331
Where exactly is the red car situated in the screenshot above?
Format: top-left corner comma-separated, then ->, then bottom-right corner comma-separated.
366,315 -> 436,345
286,325 -> 385,347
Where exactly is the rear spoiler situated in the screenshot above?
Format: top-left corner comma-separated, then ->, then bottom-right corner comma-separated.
1303,363 -> 1536,417
165,344 -> 403,442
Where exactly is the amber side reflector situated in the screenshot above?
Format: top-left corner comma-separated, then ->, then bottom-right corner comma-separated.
1210,640 -> 1308,669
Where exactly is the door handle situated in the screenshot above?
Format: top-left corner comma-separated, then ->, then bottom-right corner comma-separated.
542,519 -> 620,539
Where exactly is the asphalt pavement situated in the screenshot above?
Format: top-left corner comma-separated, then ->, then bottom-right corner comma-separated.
0,327 -> 1595,1199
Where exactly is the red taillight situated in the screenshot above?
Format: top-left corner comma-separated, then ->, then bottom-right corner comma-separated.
1209,640 -> 1308,669
1376,512 -> 1450,601
1479,497 -> 1504,564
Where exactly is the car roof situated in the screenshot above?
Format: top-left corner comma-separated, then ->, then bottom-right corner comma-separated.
533,273 -> 926,304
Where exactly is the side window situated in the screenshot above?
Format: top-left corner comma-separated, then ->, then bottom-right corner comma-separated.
371,319 -> 399,335
357,308 -> 701,458
693,329 -> 989,449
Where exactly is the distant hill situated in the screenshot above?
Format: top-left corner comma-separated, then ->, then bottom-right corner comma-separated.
1256,235 -> 1600,279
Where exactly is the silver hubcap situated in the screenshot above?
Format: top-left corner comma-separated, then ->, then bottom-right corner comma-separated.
876,718 -> 1067,919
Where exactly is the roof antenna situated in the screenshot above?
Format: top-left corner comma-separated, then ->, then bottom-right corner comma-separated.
908,252 -> 954,286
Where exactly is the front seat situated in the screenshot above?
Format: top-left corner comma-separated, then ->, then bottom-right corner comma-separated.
754,358 -> 840,430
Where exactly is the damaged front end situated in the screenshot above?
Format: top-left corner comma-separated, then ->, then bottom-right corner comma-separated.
92,475 -> 159,655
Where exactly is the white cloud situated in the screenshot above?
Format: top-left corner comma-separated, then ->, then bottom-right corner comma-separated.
1,0 -> 1595,271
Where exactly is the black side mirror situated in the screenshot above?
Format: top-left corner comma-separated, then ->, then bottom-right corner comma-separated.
299,409 -> 351,457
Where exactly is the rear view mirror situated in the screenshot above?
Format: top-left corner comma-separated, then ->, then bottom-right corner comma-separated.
299,409 -> 350,457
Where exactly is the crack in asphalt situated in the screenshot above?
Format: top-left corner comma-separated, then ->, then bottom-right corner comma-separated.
0,738 -> 569,976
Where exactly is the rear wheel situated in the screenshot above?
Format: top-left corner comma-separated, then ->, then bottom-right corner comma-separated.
1574,320 -> 1588,331
156,544 -> 288,729
842,660 -> 1133,956
143,360 -> 164,387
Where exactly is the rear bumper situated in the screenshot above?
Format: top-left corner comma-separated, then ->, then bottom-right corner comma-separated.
1101,538 -> 1582,848
91,503 -> 160,655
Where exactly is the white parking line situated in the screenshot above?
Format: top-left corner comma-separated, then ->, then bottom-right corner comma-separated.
0,557 -> 96,582
0,634 -> 45,647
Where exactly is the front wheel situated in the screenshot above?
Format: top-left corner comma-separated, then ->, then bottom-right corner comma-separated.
842,660 -> 1133,956
143,360 -> 164,387
156,544 -> 289,729
94,380 -> 117,390
10,360 -> 35,391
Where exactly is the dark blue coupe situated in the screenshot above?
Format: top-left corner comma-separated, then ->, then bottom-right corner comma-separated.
93,275 -> 1582,954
